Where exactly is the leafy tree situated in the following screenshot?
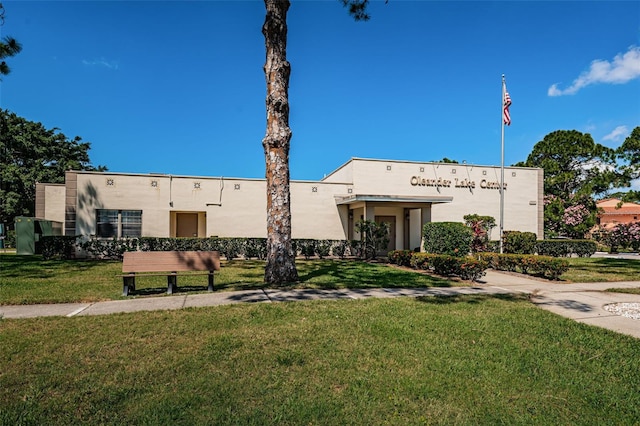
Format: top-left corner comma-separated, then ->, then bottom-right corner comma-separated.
515,130 -> 621,197
0,2 -> 22,79
594,222 -> 640,253
616,126 -> 640,203
0,109 -> 106,228
542,194 -> 597,239
515,129 -> 632,237
261,0 -> 373,284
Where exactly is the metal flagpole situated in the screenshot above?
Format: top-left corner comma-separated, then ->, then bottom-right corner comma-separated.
499,75 -> 506,254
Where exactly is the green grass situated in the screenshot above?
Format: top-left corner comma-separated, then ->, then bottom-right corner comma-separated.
562,257 -> 640,283
0,255 -> 453,305
2,296 -> 639,425
606,287 -> 640,295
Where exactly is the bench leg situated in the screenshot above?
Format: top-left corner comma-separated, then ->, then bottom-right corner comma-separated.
123,275 -> 135,296
167,274 -> 177,294
208,271 -> 214,292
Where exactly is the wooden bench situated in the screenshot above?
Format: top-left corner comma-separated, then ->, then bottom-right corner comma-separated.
121,251 -> 221,296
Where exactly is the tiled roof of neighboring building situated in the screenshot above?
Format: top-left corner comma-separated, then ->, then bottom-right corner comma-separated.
597,198 -> 640,215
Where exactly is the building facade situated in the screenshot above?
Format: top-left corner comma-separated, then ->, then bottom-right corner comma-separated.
596,198 -> 640,229
36,158 -> 544,250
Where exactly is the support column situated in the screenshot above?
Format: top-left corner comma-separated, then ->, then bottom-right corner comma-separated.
420,206 -> 431,252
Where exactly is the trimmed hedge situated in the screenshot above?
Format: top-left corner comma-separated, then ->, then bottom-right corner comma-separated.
535,240 -> 596,257
400,251 -> 487,282
476,252 -> 569,280
387,249 -> 414,267
502,231 -> 537,254
393,249 -> 570,281
39,236 -> 80,260
40,237 -> 357,261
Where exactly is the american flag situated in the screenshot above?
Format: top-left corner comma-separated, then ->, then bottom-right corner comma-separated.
503,87 -> 512,126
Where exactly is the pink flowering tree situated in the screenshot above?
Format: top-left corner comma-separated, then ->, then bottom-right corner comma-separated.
594,222 -> 640,253
544,194 -> 597,239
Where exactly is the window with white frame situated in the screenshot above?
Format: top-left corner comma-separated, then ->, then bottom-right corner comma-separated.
96,210 -> 142,238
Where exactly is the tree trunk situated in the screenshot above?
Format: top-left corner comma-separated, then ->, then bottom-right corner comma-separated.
262,0 -> 299,284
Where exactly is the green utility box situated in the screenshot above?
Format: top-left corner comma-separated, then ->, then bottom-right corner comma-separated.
14,217 -> 63,255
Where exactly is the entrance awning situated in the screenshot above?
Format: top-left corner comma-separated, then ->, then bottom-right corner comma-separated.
335,194 -> 453,205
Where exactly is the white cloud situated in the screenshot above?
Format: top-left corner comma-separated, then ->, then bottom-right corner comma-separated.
602,125 -> 629,142
82,58 -> 119,70
548,46 -> 640,96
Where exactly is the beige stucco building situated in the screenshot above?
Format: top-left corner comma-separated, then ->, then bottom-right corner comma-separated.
36,157 -> 544,250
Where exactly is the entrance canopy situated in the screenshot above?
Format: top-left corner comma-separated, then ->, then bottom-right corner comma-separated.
335,194 -> 453,206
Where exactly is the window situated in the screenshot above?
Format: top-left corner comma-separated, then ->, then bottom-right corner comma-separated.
121,210 -> 142,237
96,210 -> 142,238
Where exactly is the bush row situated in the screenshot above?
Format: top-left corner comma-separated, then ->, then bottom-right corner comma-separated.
500,232 -> 596,257
475,252 -> 569,280
535,240 -> 597,257
389,250 -> 487,282
388,249 -> 569,281
39,236 -> 360,261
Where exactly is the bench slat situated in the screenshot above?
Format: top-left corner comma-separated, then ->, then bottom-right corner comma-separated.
121,251 -> 220,296
122,251 -> 220,273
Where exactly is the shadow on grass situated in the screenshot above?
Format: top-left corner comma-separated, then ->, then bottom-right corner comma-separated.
0,255 -> 111,279
416,293 -> 530,305
416,293 -> 598,315
568,257 -> 640,276
296,259 -> 453,288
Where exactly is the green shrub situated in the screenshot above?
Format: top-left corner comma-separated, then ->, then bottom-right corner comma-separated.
316,240 -> 332,259
81,237 -> 138,260
296,239 -> 316,259
430,255 -> 460,276
388,249 -> 413,267
535,240 -> 569,257
332,240 -> 350,259
244,238 -> 267,259
3,229 -> 16,248
409,252 -> 437,270
535,240 -> 597,257
354,220 -> 390,259
431,255 -> 487,281
219,238 -> 242,260
502,231 -> 537,254
476,252 -> 569,280
422,222 -> 472,257
457,257 -> 488,281
410,252 -> 487,281
535,257 -> 570,280
39,236 -> 80,260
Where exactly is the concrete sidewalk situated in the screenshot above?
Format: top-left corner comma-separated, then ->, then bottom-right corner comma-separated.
2,270 -> 640,339
481,270 -> 640,339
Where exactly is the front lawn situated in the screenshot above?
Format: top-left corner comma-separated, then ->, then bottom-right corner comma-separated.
2,296 -> 639,425
0,255 -> 453,305
562,257 -> 640,283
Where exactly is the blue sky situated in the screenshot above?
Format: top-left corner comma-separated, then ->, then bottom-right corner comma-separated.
1,1 -> 639,184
